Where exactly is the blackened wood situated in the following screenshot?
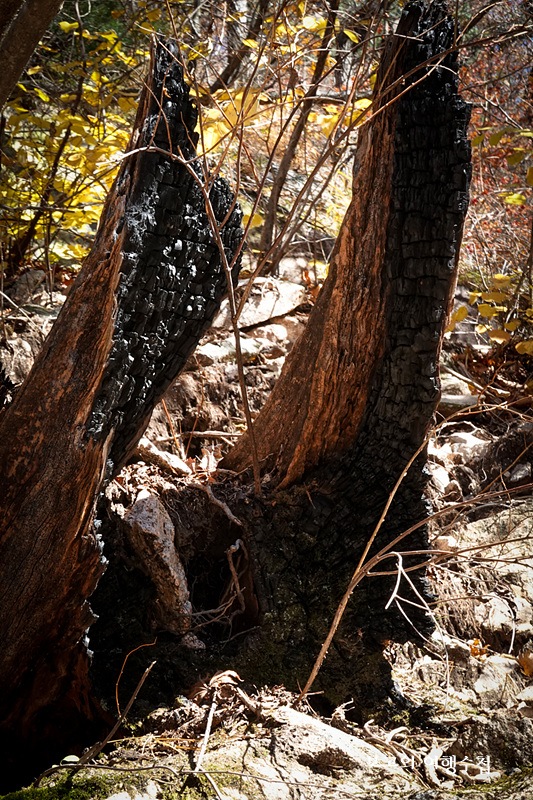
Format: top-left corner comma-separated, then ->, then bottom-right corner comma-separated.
219,0 -> 471,704
0,37 -> 242,788
90,0 -> 472,722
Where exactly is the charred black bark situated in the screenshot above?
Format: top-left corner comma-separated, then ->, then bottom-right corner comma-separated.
236,0 -> 471,706
0,38 -> 242,791
87,39 -> 243,476
90,1 -> 471,720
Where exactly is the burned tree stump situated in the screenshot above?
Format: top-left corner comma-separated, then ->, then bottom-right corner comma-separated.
90,0 -> 472,717
0,37 -> 242,785
0,0 -> 471,788
220,0 -> 472,702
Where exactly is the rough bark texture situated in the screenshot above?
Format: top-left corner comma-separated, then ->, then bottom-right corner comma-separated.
0,0 -> 65,109
232,0 -> 472,697
89,0 -> 472,726
0,38 -> 242,786
224,1 -> 470,489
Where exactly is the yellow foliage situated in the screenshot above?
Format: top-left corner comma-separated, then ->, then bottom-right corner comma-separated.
516,340 -> 533,355
445,304 -> 468,333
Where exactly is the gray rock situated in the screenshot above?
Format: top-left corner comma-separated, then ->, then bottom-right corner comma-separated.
446,711 -> 533,769
122,491 -> 192,635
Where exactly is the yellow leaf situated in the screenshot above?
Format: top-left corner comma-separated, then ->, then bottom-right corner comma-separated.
471,133 -> 484,146
503,192 -> 526,205
507,150 -> 526,166
504,319 -> 520,332
118,97 -> 136,113
477,303 -> 497,318
489,130 -> 505,146
243,211 -> 263,229
111,9 -> 124,17
469,291 -> 481,304
59,21 -> 78,33
516,340 -> 533,355
491,273 -> 511,288
242,38 -> 258,48
99,30 -> 118,43
27,66 -> 42,75
527,166 -> 533,187
302,15 -> 326,31
489,329 -> 510,344
481,291 -> 507,303
34,88 -> 50,102
344,30 -> 359,43
445,304 -> 468,333
146,8 -> 161,21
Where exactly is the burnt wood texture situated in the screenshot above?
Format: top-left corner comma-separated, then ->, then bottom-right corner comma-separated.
218,0 -> 472,706
0,37 -> 242,787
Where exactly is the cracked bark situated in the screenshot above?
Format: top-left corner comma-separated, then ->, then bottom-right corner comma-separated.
0,37 -> 242,787
0,0 -> 471,788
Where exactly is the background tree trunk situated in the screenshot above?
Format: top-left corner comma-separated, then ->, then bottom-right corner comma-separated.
0,0 -> 65,109
0,37 -> 243,787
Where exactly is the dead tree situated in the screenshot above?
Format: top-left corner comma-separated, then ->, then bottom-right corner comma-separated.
91,0 -> 471,721
0,0 -> 471,788
0,38 -> 243,785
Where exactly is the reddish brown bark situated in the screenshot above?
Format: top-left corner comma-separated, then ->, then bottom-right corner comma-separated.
223,6 -> 438,487
0,0 -> 65,109
0,37 -> 242,785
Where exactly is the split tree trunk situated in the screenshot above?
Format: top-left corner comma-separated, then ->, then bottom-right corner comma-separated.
0,0 -> 471,788
0,38 -> 243,786
91,0 -> 472,720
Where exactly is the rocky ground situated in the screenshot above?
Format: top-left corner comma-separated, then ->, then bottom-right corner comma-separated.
1,262 -> 533,799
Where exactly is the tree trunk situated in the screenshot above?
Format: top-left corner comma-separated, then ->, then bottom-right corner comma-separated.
0,0 -> 65,110
0,0 -> 471,788
0,37 -> 243,787
90,0 -> 471,723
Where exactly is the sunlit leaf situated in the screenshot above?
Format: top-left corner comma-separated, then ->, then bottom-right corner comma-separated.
477,303 -> 497,318
481,291 -> 507,303
516,340 -> 533,355
59,21 -> 78,33
503,192 -> 526,205
34,88 -> 50,102
491,273 -> 512,288
344,30 -> 359,43
446,304 -> 468,332
301,15 -> 326,31
243,211 -> 264,229
488,329 -> 510,344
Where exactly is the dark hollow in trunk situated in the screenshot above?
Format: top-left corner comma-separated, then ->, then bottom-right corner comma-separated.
0,37 -> 243,788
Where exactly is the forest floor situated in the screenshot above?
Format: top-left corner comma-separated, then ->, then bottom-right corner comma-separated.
1,261 -> 533,799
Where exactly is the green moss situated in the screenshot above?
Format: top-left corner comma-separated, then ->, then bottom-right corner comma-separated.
0,770 -> 148,800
